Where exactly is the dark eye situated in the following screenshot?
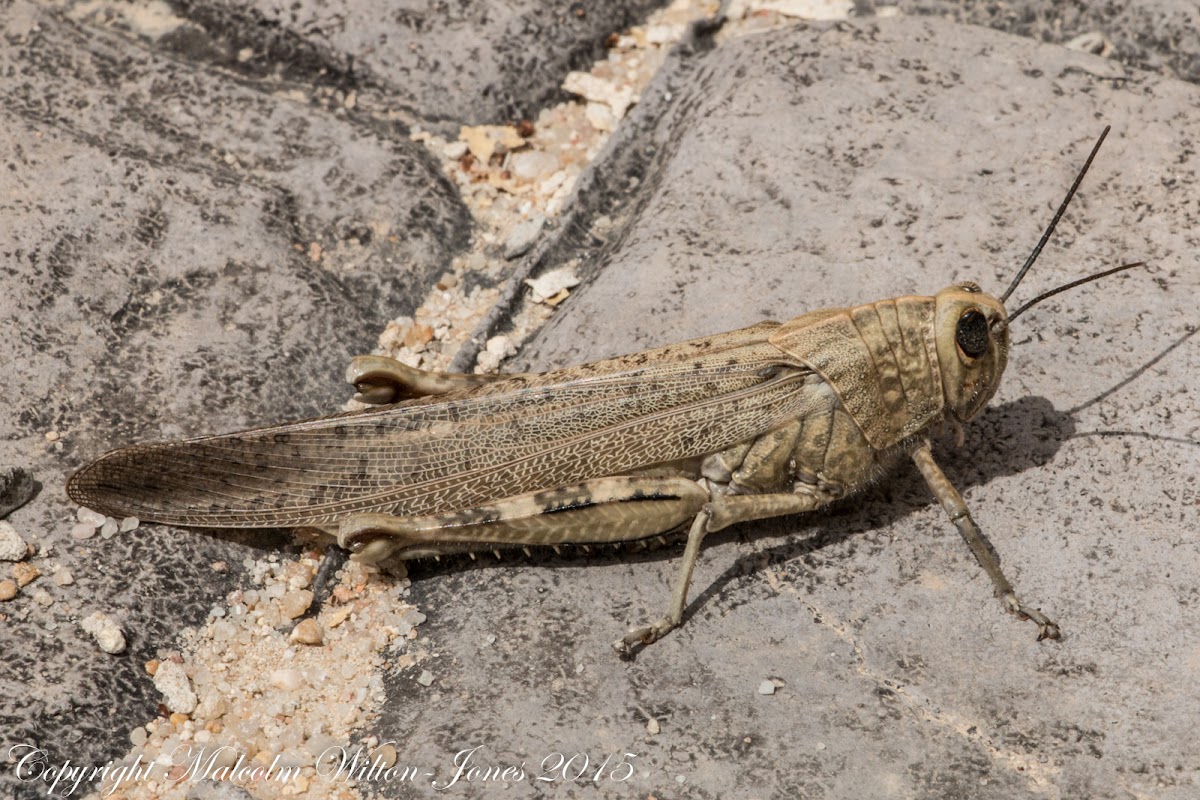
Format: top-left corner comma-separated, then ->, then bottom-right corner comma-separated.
956,309 -> 989,358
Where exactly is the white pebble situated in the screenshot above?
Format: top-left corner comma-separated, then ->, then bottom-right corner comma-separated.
79,611 -> 126,653
289,618 -> 324,646
503,215 -> 546,260
53,568 -> 75,587
77,507 -> 106,526
757,680 -> 776,695
119,517 -> 140,532
0,521 -> 27,561
280,589 -> 314,619
509,150 -> 558,181
270,668 -> 304,691
524,265 -> 579,303
153,661 -> 197,714
32,588 -> 54,607
99,519 -> 119,539
70,523 -> 96,541
417,670 -> 434,687
485,335 -> 512,357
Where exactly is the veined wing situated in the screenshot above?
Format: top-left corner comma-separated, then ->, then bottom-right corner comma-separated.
67,326 -> 822,527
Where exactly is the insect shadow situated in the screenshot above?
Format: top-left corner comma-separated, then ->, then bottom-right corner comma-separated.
688,323 -> 1198,626
697,394 -> 1074,619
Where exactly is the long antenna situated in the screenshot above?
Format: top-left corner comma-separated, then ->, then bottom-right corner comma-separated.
1005,261 -> 1147,325
1000,126 -> 1111,303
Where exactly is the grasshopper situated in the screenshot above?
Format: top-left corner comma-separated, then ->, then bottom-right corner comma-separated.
68,128 -> 1143,656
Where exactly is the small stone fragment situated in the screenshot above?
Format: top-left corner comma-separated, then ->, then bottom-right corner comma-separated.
758,680 -> 776,695
99,518 -> 119,539
77,507 -> 106,526
80,611 -> 127,654
12,562 -> 39,587
403,323 -> 434,349
153,660 -> 198,714
53,567 -> 75,587
31,588 -> 53,607
460,124 -> 525,164
119,516 -> 140,533
325,605 -> 354,628
210,561 -> 227,573
525,266 -> 580,303
562,72 -> 634,119
280,589 -> 314,620
289,618 -> 324,646
374,743 -> 398,769
644,24 -> 677,45
270,668 -> 304,691
0,467 -> 38,519
585,102 -> 617,132
0,579 -> 16,601
70,523 -> 96,541
0,521 -> 27,561
1065,30 -> 1112,56
509,150 -> 557,181
544,288 -> 571,307
503,215 -> 545,259
646,717 -> 660,736
417,670 -> 434,687
485,335 -> 512,359
751,0 -> 853,22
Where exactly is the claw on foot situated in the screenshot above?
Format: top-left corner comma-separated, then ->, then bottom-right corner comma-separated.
612,616 -> 677,658
1005,594 -> 1061,641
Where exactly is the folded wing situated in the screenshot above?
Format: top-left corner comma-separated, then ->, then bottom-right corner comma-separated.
68,327 -> 820,527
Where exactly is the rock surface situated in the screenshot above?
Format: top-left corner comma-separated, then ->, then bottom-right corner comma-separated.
3,2 -> 1199,799
0,0 -> 464,785
379,17 -> 1200,800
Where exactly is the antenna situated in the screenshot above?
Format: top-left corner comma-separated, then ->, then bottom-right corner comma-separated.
1000,126 -> 1111,304
1005,261 -> 1147,325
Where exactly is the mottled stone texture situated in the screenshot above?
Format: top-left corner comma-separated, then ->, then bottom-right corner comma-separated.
900,0 -> 1200,82
376,18 -> 1200,800
98,0 -> 670,132
4,0 -> 1200,798
0,0 -> 468,788
0,0 -> 676,793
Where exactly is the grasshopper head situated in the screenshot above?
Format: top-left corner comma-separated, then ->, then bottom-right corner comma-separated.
933,282 -> 1009,424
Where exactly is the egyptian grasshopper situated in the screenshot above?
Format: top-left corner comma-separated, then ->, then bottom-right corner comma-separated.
68,128 -> 1143,655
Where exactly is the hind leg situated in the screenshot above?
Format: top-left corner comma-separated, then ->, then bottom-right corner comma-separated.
337,476 -> 711,563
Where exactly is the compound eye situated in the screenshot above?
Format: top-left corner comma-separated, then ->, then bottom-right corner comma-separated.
956,309 -> 989,358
